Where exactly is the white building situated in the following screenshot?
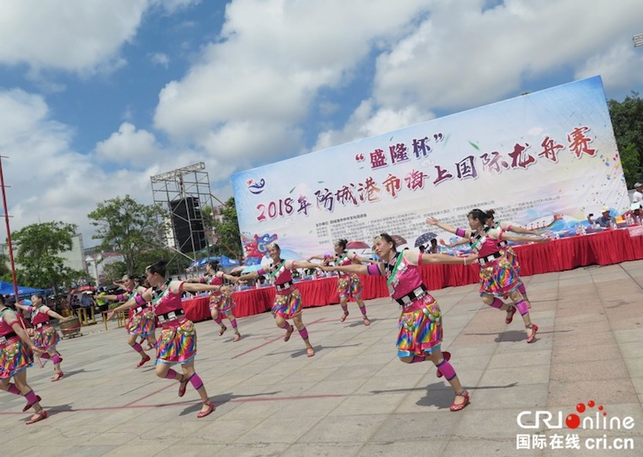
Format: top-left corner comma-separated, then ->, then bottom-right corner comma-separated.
85,252 -> 125,286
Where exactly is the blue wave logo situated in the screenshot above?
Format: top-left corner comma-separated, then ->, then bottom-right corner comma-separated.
248,178 -> 266,195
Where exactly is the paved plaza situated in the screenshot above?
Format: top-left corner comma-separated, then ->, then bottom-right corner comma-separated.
2,260 -> 643,456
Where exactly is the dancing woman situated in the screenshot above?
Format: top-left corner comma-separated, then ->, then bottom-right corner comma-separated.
428,209 -> 548,343
320,233 -> 471,411
485,209 -> 539,305
108,261 -> 225,418
308,238 -> 372,326
15,295 -> 69,382
100,275 -> 156,367
239,243 -> 320,357
0,296 -> 47,424
187,260 -> 242,341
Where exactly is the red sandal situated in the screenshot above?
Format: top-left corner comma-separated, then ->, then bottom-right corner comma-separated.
284,325 -> 294,342
51,372 -> 64,382
450,390 -> 470,412
219,325 -> 227,336
306,347 -> 315,357
233,333 -> 241,342
136,355 -> 151,368
26,408 -> 48,425
340,311 -> 349,322
22,395 -> 41,412
526,323 -> 538,343
436,351 -> 451,378
197,401 -> 215,418
363,317 -> 371,326
505,306 -> 517,324
178,375 -> 191,397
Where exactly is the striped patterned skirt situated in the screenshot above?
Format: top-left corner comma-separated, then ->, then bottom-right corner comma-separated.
502,246 -> 521,275
396,294 -> 442,358
155,318 -> 196,365
271,288 -> 302,320
0,337 -> 34,379
32,324 -> 60,351
209,293 -> 235,317
127,309 -> 156,337
479,251 -> 521,297
337,274 -> 363,299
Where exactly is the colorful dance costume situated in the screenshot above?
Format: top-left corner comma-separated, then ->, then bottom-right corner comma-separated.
201,273 -> 235,318
114,287 -> 156,338
0,309 -> 33,379
491,221 -> 529,299
258,261 -> 302,319
125,291 -> 156,339
0,308 -> 46,421
151,282 -> 196,365
367,251 -> 443,358
28,306 -> 60,351
326,252 -> 363,300
258,260 -> 312,347
469,227 -> 520,297
491,221 -> 521,273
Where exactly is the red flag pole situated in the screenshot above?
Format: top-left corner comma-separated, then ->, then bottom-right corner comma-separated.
0,155 -> 19,298
0,155 -> 41,367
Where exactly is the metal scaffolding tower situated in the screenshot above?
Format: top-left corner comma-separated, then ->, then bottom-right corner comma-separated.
150,162 -> 215,260
634,33 -> 643,48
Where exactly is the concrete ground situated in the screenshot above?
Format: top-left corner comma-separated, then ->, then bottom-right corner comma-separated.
2,260 -> 643,456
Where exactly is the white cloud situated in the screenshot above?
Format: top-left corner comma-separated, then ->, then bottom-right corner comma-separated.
153,0 -> 201,14
153,0 -> 429,166
575,40 -> 643,94
0,0 -> 149,75
314,100 -> 434,152
372,0 -> 643,111
95,122 -> 160,167
0,89 -> 155,239
150,52 -> 170,68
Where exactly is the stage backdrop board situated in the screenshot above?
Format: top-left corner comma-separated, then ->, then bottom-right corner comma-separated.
231,76 -> 628,260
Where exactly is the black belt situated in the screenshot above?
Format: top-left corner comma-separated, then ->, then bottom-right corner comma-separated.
34,322 -> 49,329
0,332 -> 17,344
497,240 -> 508,247
275,281 -> 293,291
478,252 -> 502,265
157,309 -> 184,323
134,304 -> 150,314
395,285 -> 428,306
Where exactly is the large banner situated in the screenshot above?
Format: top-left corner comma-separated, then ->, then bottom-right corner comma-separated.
232,76 -> 628,262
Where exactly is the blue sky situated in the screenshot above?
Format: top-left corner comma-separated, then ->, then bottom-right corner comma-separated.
0,0 -> 642,247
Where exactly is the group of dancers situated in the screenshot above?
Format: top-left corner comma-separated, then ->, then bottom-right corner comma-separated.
0,208 -> 547,423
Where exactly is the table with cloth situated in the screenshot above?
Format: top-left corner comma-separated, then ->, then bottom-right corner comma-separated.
182,229 -> 643,322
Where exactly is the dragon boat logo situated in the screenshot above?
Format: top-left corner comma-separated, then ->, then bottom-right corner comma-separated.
516,399 -> 636,451
247,178 -> 266,195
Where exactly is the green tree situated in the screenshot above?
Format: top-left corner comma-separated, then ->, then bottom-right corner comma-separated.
608,91 -> 643,187
88,195 -> 169,276
0,253 -> 12,281
10,221 -> 79,290
206,197 -> 242,259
